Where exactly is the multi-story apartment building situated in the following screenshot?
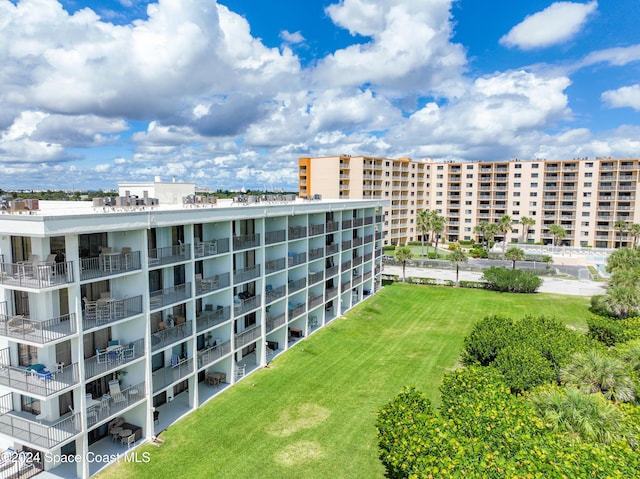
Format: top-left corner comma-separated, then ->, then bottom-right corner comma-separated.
0,180 -> 385,478
299,156 -> 640,249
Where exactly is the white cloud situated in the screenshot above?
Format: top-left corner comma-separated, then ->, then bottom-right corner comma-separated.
280,30 -> 304,44
500,1 -> 598,50
601,84 -> 640,110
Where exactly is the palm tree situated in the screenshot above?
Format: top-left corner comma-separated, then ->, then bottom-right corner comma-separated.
497,215 -> 513,257
606,246 -> 640,274
614,219 -> 628,247
548,224 -> 566,246
560,350 -> 636,402
541,254 -> 553,270
520,216 -> 535,244
474,221 -> 489,251
504,247 -> 525,270
629,223 -> 640,248
432,215 -> 446,258
416,210 -> 431,258
447,248 -> 468,286
395,246 -> 413,282
485,222 -> 500,253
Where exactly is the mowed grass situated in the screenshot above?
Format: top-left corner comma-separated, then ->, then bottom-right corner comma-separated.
99,285 -> 590,479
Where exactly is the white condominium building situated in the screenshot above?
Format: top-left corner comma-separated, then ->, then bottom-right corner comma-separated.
0,180 -> 385,478
299,155 -> 640,249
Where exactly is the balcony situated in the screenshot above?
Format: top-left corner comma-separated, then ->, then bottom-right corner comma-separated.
0,349 -> 79,397
342,240 -> 352,250
151,320 -> 193,352
310,224 -> 325,236
288,277 -> 306,294
233,265 -> 260,284
233,234 -> 261,251
196,306 -> 231,333
326,221 -> 339,233
86,381 -> 146,428
265,284 -> 286,304
195,238 -> 229,258
197,341 -> 231,369
306,248 -> 323,261
288,303 -> 306,320
342,219 -> 353,229
308,294 -> 323,309
0,394 -> 80,449
235,325 -> 262,349
152,358 -> 194,392
0,261 -> 74,290
195,272 -> 230,296
80,250 -> 141,281
326,243 -> 339,255
309,271 -> 323,285
326,265 -> 339,277
325,287 -> 338,300
85,338 -> 145,380
83,295 -> 144,330
266,313 -> 286,332
234,294 -> 261,316
262,258 -> 284,276
341,260 -> 352,271
288,253 -> 307,267
353,256 -> 363,267
149,283 -> 191,310
265,230 -> 286,245
0,312 -> 76,344
353,218 -> 364,227
353,237 -> 364,247
341,279 -> 351,291
288,226 -> 307,240
148,244 -> 190,267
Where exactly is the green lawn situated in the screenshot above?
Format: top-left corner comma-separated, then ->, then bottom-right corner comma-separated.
99,285 -> 590,479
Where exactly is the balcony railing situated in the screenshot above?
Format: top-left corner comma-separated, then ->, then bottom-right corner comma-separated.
326,243 -> 339,255
151,320 -> 193,352
353,218 -> 364,227
0,350 -> 79,397
233,234 -> 260,250
195,238 -> 229,258
342,219 -> 352,229
148,244 -> 190,267
288,253 -> 306,267
326,265 -> 339,277
288,303 -> 306,320
79,251 -> 141,280
309,271 -> 323,285
353,256 -> 363,266
0,313 -> 76,344
326,221 -> 339,233
265,230 -> 286,245
83,295 -> 143,330
233,265 -> 260,284
196,306 -> 231,333
234,294 -> 261,316
0,393 -> 80,449
308,295 -> 323,309
235,324 -> 262,349
265,285 -> 286,304
288,226 -> 307,240
309,248 -> 324,261
86,381 -> 146,429
152,358 -> 194,392
266,313 -> 286,332
363,271 -> 373,281
288,277 -> 306,294
341,260 -> 352,271
149,283 -> 191,309
341,279 -> 351,291
265,257 -> 286,274
342,240 -> 352,250
310,224 -> 325,236
197,341 -> 231,369
84,338 -> 145,380
195,272 -> 230,296
325,287 -> 338,300
0,261 -> 74,289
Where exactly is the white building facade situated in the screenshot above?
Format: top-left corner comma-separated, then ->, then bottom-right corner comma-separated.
0,187 -> 385,478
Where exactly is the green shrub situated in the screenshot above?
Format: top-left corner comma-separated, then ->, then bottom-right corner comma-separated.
587,315 -> 640,346
462,315 -> 514,366
493,345 -> 556,393
382,245 -> 396,251
459,280 -> 487,289
458,240 -> 474,246
427,252 -> 437,259
481,266 -> 542,293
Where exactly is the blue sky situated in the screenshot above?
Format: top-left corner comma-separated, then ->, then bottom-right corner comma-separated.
1,0 -> 640,191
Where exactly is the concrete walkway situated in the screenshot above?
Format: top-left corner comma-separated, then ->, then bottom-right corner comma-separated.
383,265 -> 607,297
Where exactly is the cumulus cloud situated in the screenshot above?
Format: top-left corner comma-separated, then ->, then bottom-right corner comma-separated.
500,1 -> 598,50
280,30 -> 304,44
601,84 -> 640,110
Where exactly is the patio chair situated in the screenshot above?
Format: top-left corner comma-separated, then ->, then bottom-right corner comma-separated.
109,380 -> 128,407
122,433 -> 136,449
96,348 -> 109,364
121,344 -> 135,361
83,297 -> 98,321
235,363 -> 246,381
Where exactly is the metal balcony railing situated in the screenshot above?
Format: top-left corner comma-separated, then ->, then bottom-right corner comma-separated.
265,230 -> 286,245
152,358 -> 194,392
233,265 -> 260,284
197,341 -> 231,369
235,325 -> 261,349
266,313 -> 286,332
196,306 -> 231,333
288,277 -> 306,294
0,313 -> 76,344
288,253 -> 306,267
149,283 -> 191,309
148,244 -> 190,267
195,272 -> 230,296
83,295 -> 143,330
325,287 -> 338,300
84,338 -> 145,380
288,304 -> 306,321
288,226 -> 307,240
151,321 -> 193,352
265,284 -> 286,304
80,251 -> 141,280
234,294 -> 261,316
233,234 -> 261,250
86,381 -> 146,428
0,261 -> 74,289
308,271 -> 323,285
265,258 -> 286,274
326,221 -> 339,233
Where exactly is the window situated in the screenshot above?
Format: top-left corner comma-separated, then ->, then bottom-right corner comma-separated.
465,201 -> 472,205
514,182 -> 521,187
515,173 -> 522,178
582,201 -> 591,207
436,200 -> 442,205
532,163 -> 539,168
586,162 -> 593,167
466,192 -> 473,197
515,164 -> 522,169
532,173 -> 538,178
529,201 -> 537,206
513,192 -> 521,197
466,174 -> 473,178
436,192 -> 443,196
582,212 -> 590,217
529,211 -> 536,216
464,218 -> 471,223
437,183 -> 443,187
464,227 -> 471,232
582,231 -> 589,237
581,221 -> 589,227
530,192 -> 537,197
466,183 -> 473,187
437,174 -> 443,179
513,201 -> 520,206
465,209 -> 472,214
385,161 -> 390,167
584,182 -> 592,187
530,182 -> 538,187
512,210 -> 520,215
585,172 -> 593,177
437,165 -> 443,170
466,164 -> 473,169
583,192 -> 591,198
